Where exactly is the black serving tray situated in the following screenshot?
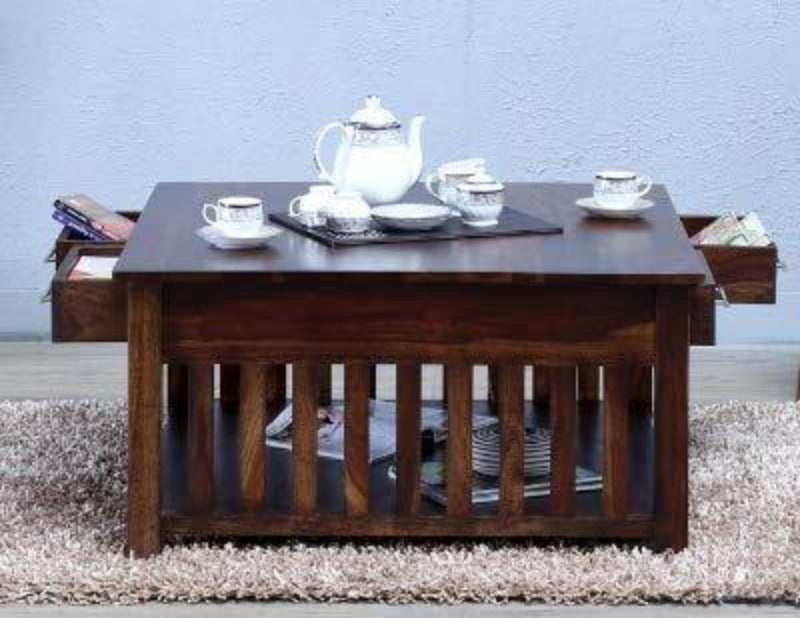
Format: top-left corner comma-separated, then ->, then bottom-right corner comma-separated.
270,207 -> 562,248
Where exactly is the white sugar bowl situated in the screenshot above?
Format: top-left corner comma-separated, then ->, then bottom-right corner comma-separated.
456,171 -> 505,227
323,191 -> 372,234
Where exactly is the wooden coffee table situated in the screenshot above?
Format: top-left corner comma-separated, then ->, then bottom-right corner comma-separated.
114,181 -> 706,557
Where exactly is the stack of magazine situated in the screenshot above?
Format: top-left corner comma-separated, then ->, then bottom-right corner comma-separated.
264,398 -> 602,507
389,424 -> 602,506
52,193 -> 135,242
264,399 -> 498,463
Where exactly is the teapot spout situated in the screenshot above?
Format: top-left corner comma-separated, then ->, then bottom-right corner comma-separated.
406,115 -> 426,183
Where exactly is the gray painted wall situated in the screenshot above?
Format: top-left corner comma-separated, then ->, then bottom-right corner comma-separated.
1,1 -> 798,341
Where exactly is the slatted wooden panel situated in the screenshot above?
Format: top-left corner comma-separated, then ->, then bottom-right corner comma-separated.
369,364 -> 378,400
487,365 -> 500,416
446,362 -> 472,516
344,361 -> 370,516
292,361 -> 318,514
318,363 -> 332,406
497,363 -> 525,516
550,365 -> 577,516
603,365 -> 630,518
239,362 -> 266,513
396,361 -> 422,515
188,363 -> 214,513
533,366 -> 550,408
265,363 -> 287,423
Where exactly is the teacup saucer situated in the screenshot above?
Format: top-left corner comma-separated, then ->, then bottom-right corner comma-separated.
576,197 -> 654,219
196,225 -> 282,249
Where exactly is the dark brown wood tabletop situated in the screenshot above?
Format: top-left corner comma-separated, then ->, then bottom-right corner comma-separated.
114,181 -> 706,285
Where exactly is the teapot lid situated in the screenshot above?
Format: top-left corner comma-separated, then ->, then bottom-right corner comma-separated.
458,171 -> 504,193
349,96 -> 400,129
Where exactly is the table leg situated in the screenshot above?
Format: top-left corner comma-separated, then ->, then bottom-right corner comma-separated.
654,287 -> 690,551
127,281 -> 162,557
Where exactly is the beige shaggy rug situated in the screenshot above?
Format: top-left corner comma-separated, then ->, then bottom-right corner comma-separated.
0,399 -> 798,605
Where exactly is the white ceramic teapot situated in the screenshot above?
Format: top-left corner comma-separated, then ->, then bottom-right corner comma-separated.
313,96 -> 425,205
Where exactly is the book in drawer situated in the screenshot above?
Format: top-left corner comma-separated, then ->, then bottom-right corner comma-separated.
680,214 -> 778,304
51,211 -> 139,267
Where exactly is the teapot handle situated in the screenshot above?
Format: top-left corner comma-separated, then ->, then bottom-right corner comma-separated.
313,122 -> 347,183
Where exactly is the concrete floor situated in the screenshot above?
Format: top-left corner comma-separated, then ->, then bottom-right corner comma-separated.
0,342 -> 798,616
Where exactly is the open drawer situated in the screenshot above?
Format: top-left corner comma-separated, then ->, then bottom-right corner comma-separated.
51,246 -> 126,342
680,214 -> 778,304
48,211 -> 139,267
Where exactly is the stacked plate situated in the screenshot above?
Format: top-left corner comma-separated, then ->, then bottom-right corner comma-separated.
370,203 -> 452,231
471,425 -> 551,478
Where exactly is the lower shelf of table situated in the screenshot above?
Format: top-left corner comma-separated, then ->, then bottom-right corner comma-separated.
160,399 -> 655,539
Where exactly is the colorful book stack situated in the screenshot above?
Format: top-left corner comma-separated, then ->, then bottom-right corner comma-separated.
52,194 -> 135,242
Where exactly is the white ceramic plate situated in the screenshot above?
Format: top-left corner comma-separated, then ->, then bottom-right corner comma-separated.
371,203 -> 452,232
196,224 -> 282,249
576,197 -> 655,219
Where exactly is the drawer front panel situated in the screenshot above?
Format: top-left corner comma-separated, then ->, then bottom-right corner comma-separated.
51,247 -> 127,342
680,214 -> 777,305
163,282 -> 657,363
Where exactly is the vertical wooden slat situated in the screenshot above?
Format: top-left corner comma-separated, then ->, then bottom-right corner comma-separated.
265,363 -> 286,424
369,364 -> 378,400
292,360 -> 318,514
631,365 -> 653,414
127,281 -> 162,557
396,361 -> 422,515
446,361 -> 472,516
497,364 -> 525,516
654,287 -> 690,551
603,365 -> 630,518
188,363 -> 214,512
577,365 -> 599,404
318,363 -> 332,406
550,365 -> 577,516
534,366 -> 550,408
345,361 -> 370,516
239,362 -> 266,513
442,365 -> 450,409
487,365 -> 500,416
167,364 -> 188,415
220,364 -> 240,407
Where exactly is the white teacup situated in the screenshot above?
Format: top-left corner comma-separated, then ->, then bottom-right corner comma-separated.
288,184 -> 335,227
424,158 -> 486,207
593,171 -> 652,210
202,196 -> 264,238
